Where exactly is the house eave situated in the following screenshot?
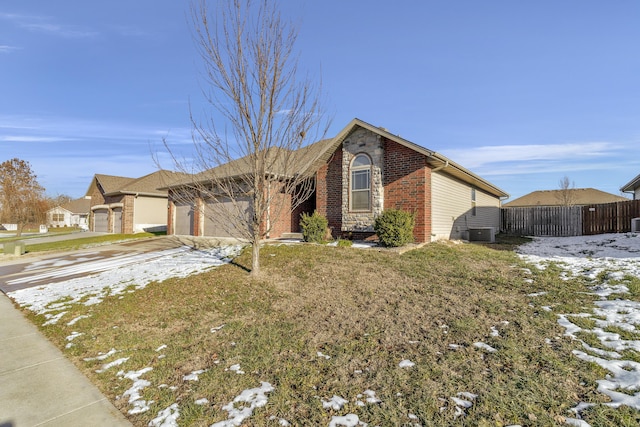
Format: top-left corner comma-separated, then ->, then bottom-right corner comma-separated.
621,173 -> 640,193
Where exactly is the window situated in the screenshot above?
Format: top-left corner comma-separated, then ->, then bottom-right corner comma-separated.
351,154 -> 371,211
52,213 -> 65,222
471,188 -> 477,216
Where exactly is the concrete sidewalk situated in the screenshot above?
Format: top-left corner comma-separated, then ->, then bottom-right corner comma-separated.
0,293 -> 132,427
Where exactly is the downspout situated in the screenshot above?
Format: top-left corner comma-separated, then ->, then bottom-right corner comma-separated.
431,159 -> 449,172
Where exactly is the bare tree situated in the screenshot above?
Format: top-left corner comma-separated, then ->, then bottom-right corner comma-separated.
164,0 -> 328,276
0,158 -> 47,236
556,175 -> 576,206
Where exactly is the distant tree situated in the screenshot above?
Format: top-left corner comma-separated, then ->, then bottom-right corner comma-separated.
0,158 -> 47,236
164,0 -> 328,276
556,175 -> 576,206
49,194 -> 73,207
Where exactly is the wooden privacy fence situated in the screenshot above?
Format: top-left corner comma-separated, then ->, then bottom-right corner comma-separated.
501,200 -> 640,237
501,206 -> 583,236
582,199 -> 640,235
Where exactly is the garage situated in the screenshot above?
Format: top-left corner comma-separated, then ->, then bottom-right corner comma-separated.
112,208 -> 123,234
93,209 -> 108,233
204,197 -> 252,238
174,202 -> 194,235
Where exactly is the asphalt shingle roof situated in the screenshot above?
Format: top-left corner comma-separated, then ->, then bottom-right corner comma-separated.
504,188 -> 629,207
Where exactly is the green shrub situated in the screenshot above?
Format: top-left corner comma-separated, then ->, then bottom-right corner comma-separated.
374,209 -> 415,247
300,211 -> 328,243
336,239 -> 353,247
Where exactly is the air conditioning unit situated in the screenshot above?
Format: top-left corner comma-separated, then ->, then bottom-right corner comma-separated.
468,227 -> 495,243
632,218 -> 640,233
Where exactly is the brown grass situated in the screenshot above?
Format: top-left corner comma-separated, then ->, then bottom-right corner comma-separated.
24,240 -> 630,426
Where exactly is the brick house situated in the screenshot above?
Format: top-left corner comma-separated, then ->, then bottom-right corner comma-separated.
86,170 -> 186,234
167,118 -> 508,242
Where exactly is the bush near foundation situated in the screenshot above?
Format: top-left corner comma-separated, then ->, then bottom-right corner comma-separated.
374,209 -> 415,247
300,211 -> 328,243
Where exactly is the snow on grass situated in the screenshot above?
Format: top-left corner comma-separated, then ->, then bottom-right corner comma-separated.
210,381 -> 274,427
149,403 -> 179,427
322,395 -> 349,411
83,348 -> 118,361
95,357 -> 129,374
473,342 -> 497,353
519,233 -> 640,421
118,367 -> 154,414
182,369 -> 207,381
398,359 -> 415,368
7,245 -> 242,323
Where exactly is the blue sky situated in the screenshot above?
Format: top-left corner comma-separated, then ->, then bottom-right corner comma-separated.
1,1 -> 639,200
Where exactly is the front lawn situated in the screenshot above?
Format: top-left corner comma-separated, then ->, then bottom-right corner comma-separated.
19,240 -> 636,426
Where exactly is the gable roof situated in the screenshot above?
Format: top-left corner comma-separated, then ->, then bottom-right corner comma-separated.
621,173 -> 640,193
90,171 -> 188,197
163,118 -> 509,199
503,188 -> 629,207
61,197 -> 91,214
302,118 -> 509,198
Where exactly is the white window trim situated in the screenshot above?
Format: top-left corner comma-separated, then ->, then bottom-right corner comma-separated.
350,154 -> 372,212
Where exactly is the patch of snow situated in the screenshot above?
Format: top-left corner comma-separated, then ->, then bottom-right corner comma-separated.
473,342 -> 497,353
328,414 -> 367,427
149,403 -> 180,427
399,359 -> 415,368
194,398 -> 209,405
317,351 -> 331,359
67,314 -> 90,325
322,395 -> 349,411
183,369 -> 207,381
210,381 -> 274,427
84,348 -> 118,361
227,364 -> 245,375
96,357 -> 129,373
118,367 -> 154,414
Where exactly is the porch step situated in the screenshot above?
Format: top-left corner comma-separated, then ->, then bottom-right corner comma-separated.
280,232 -> 303,240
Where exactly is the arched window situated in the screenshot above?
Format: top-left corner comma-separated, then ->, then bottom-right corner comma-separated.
350,154 -> 371,211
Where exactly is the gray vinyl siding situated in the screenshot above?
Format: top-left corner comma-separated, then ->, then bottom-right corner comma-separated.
431,171 -> 501,241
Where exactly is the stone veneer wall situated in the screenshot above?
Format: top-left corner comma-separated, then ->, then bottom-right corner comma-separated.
341,128 -> 384,232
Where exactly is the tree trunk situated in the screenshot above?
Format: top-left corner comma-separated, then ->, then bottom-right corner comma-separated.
251,238 -> 261,276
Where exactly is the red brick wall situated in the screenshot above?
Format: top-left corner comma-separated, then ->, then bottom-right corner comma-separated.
167,193 -> 175,235
316,149 -> 343,238
382,138 -> 431,243
273,191 -> 293,238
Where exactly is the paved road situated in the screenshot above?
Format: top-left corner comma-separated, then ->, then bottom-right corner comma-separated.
0,237 -> 186,294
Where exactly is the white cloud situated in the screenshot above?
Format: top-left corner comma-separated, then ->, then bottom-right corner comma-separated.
0,45 -> 20,53
0,135 -> 70,143
0,13 -> 97,38
441,142 -> 617,169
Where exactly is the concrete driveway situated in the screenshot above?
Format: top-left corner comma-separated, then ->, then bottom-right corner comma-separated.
0,237 -> 186,294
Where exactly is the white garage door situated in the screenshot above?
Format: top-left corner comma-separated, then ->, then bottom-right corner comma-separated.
174,202 -> 194,235
112,208 -> 122,234
204,197 -> 252,238
94,209 -> 108,233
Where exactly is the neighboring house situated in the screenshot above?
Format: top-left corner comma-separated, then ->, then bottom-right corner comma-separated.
166,118 -> 508,242
503,188 -> 629,208
86,170 -> 186,234
47,197 -> 91,228
621,173 -> 640,200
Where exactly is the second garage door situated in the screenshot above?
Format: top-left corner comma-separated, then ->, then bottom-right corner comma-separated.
93,209 -> 108,232
204,197 -> 252,238
174,202 -> 194,235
